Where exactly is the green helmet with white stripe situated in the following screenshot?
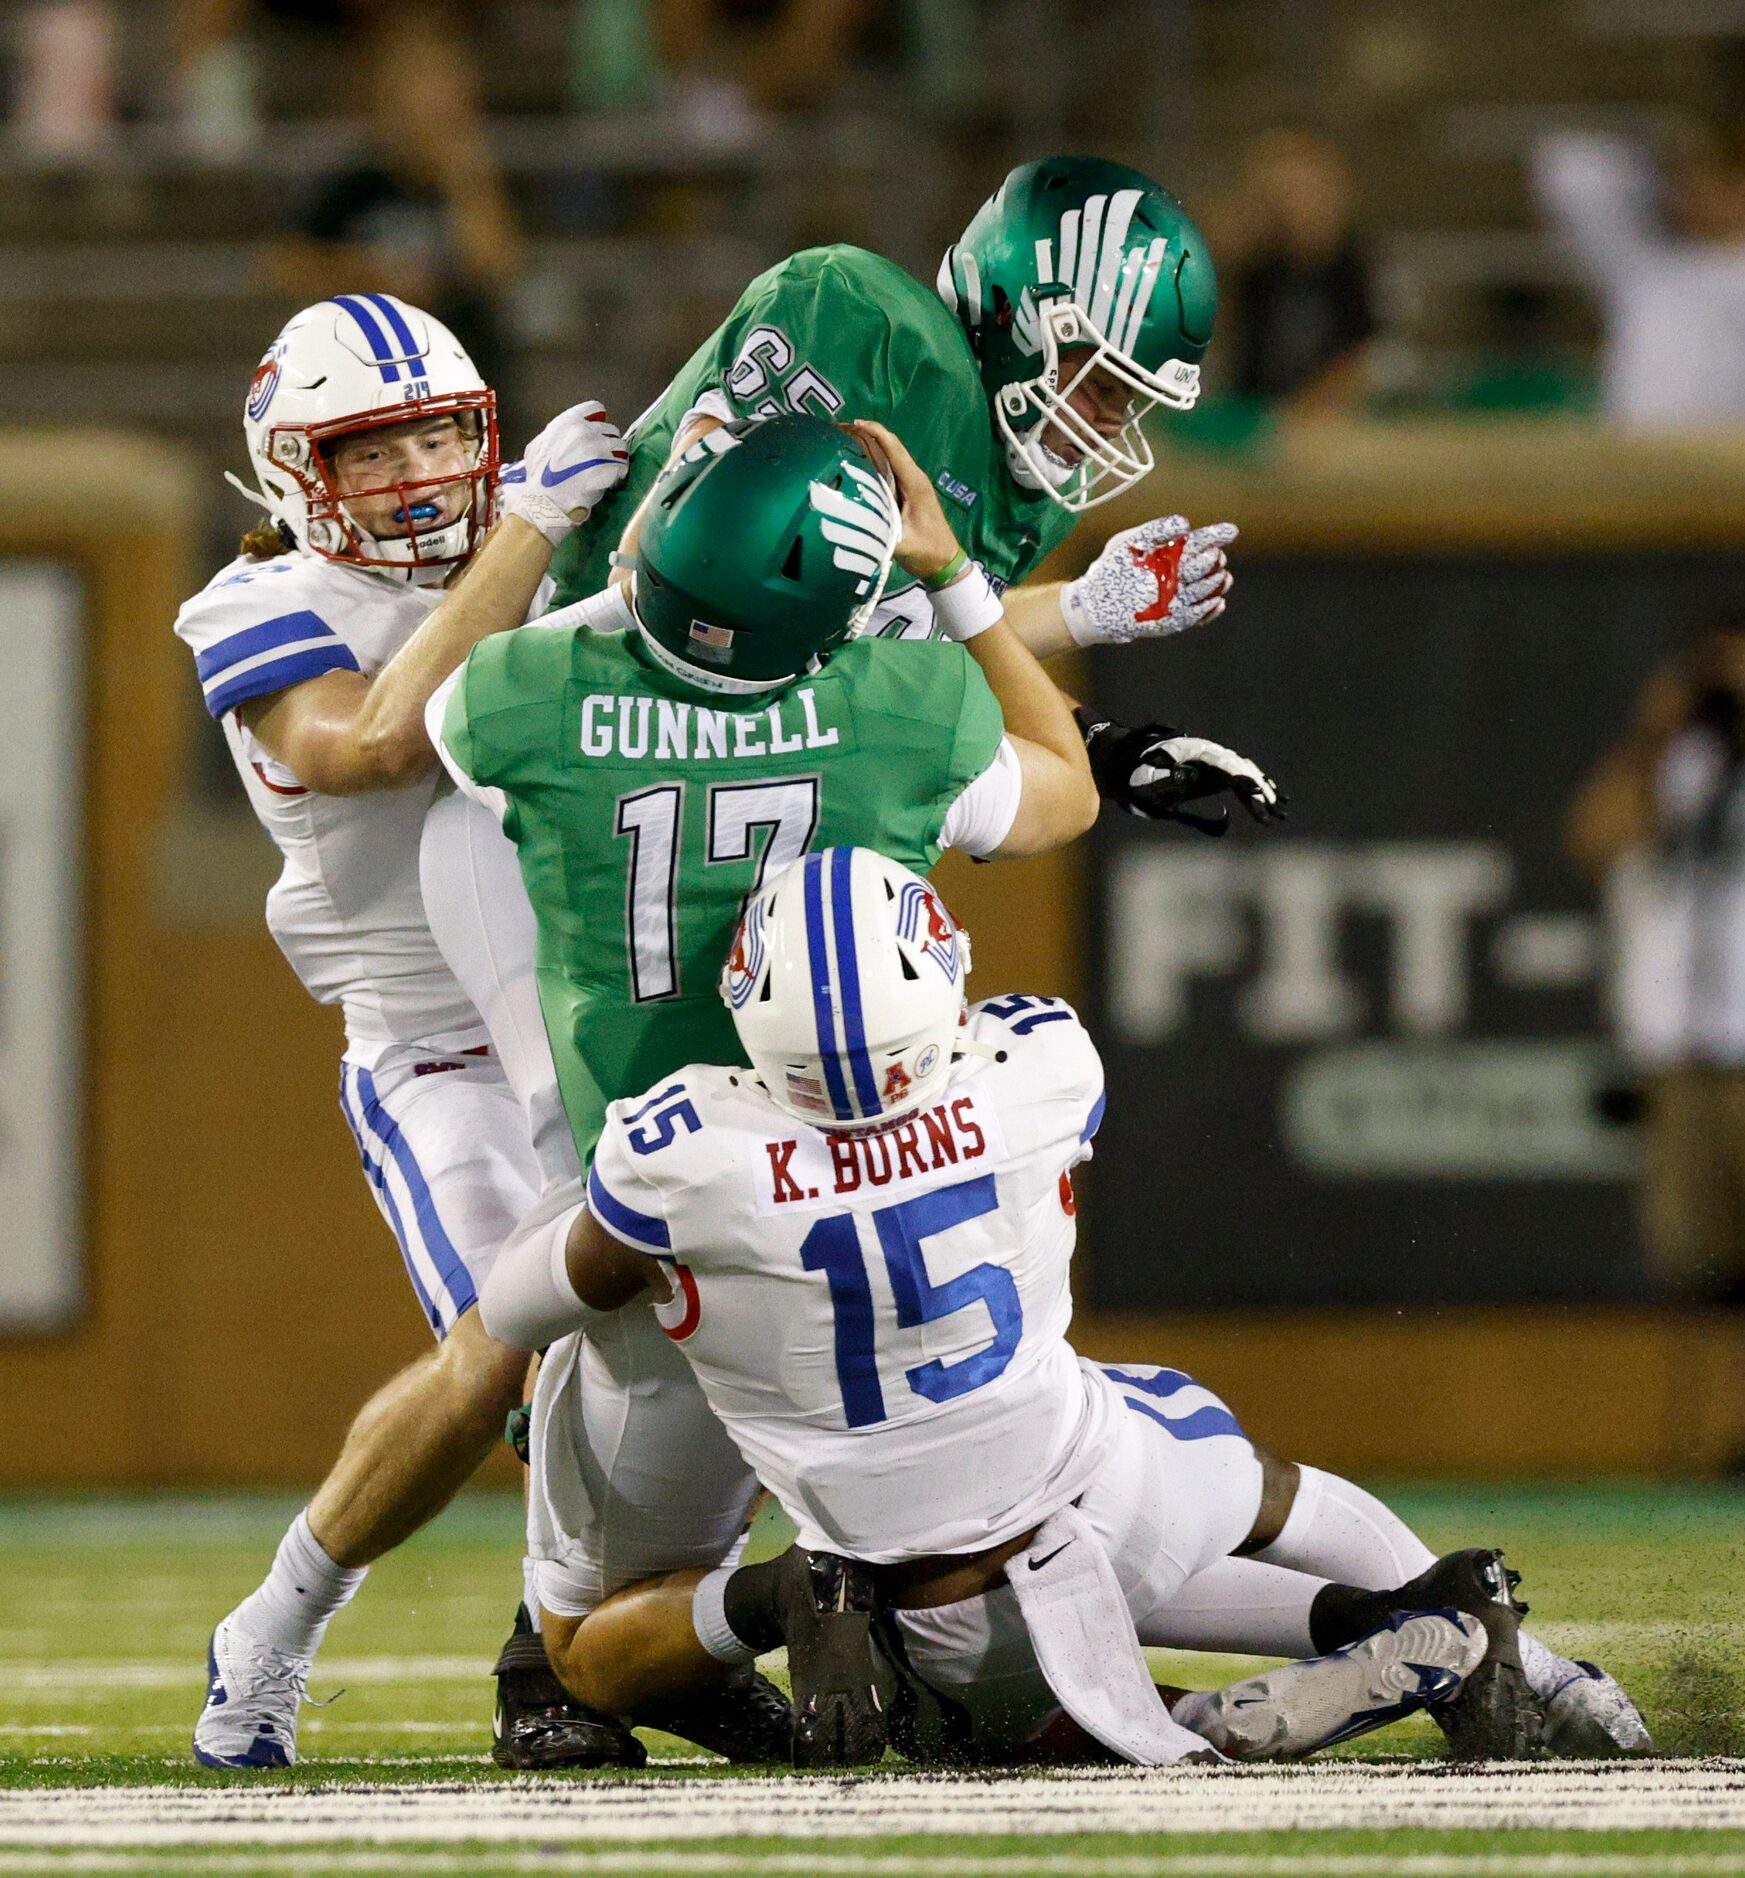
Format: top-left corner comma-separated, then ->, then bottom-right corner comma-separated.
633,414 -> 900,696
939,156 -> 1217,513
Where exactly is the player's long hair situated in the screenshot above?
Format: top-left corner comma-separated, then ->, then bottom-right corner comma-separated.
240,519 -> 297,560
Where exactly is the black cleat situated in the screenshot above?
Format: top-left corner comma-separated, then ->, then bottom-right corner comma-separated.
491,1603 -> 646,1771
636,1668 -> 794,1763
1385,1549 -> 1542,1762
775,1549 -> 888,1768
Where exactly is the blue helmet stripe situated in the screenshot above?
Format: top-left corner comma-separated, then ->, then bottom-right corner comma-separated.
830,846 -> 881,1117
361,293 -> 427,378
802,853 -> 852,1119
330,295 -> 402,382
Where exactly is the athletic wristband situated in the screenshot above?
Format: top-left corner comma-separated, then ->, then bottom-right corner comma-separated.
922,546 -> 970,591
929,564 -> 1004,643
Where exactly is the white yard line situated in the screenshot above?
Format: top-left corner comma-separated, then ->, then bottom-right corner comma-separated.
0,1659 -> 487,1694
0,1854 -> 1743,1876
2,1625 -> 1724,1698
3,1764 -> 1744,1846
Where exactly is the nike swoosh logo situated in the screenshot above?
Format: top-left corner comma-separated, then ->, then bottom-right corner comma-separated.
1028,1542 -> 1072,1572
541,458 -> 615,487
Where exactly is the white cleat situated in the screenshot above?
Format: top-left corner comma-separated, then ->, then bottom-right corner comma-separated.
192,1616 -> 311,1769
1541,1660 -> 1653,1757
1172,1610 -> 1487,1760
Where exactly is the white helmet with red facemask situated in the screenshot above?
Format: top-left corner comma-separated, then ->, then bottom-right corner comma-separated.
238,294 -> 498,585
722,846 -> 974,1130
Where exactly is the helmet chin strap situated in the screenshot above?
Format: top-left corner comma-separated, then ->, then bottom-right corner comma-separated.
339,491 -> 474,585
223,470 -> 275,513
1001,421 -> 1078,494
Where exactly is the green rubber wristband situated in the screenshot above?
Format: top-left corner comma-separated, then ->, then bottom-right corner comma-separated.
922,546 -> 969,591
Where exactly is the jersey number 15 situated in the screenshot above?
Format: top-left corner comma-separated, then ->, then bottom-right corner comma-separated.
800,1172 -> 1021,1428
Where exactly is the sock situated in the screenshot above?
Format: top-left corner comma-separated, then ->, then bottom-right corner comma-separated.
231,1510 -> 368,1660
692,1565 -> 760,1666
1142,1557 -> 1326,1658
1253,1467 -> 1437,1587
1307,1580 -> 1406,1653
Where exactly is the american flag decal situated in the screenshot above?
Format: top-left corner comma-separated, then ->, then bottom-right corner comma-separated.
688,619 -> 735,664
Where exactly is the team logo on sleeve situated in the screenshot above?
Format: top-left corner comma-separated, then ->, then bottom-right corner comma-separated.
896,880 -> 960,982
723,898 -> 767,1010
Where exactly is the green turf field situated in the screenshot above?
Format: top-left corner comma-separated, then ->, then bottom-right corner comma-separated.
2,1482 -> 1742,1874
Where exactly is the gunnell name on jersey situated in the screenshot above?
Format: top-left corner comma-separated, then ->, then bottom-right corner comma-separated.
574,686 -> 843,763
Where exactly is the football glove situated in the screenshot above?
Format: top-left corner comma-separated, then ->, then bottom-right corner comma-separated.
496,400 -> 629,545
1060,515 -> 1237,647
1077,712 -> 1284,836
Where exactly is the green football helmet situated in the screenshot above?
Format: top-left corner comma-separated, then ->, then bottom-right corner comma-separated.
632,414 -> 899,696
938,155 -> 1217,513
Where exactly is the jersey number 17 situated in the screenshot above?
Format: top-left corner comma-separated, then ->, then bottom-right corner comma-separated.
615,776 -> 819,1001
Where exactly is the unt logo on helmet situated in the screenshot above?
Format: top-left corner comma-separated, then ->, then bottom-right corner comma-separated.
896,880 -> 959,981
1016,188 -> 1172,358
808,462 -> 899,597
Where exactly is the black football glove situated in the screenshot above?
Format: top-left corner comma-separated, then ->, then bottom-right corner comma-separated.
1076,711 -> 1286,836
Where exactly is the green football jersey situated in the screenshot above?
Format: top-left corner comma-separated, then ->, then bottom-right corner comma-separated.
439,622 -> 1004,1160
548,244 -> 1078,616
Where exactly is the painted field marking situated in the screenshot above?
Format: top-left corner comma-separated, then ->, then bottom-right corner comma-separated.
3,1624 -> 1727,1698
0,1659 -> 486,1695
4,1763 -> 1745,1845
0,1853 -> 1743,1876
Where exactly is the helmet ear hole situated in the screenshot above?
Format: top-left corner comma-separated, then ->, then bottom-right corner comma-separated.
898,952 -> 919,981
780,536 -> 804,581
758,975 -> 774,1002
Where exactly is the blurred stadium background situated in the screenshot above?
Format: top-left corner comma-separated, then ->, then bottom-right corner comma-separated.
5,0 -> 1745,1572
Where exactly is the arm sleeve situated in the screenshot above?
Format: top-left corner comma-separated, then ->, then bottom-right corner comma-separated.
178,600 -> 362,720
1531,132 -> 1661,282
426,663 -> 510,823
939,737 -> 1023,858
476,1188 -> 596,1350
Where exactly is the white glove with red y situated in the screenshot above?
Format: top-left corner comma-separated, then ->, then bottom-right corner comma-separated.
496,400 -> 629,544
1060,514 -> 1238,647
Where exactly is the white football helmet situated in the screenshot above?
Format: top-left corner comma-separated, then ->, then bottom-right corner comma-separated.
236,294 -> 497,584
722,846 -> 972,1129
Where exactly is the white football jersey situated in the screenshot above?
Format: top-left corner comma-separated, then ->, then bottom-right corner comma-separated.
585,996 -> 1114,1561
174,549 -> 514,1047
